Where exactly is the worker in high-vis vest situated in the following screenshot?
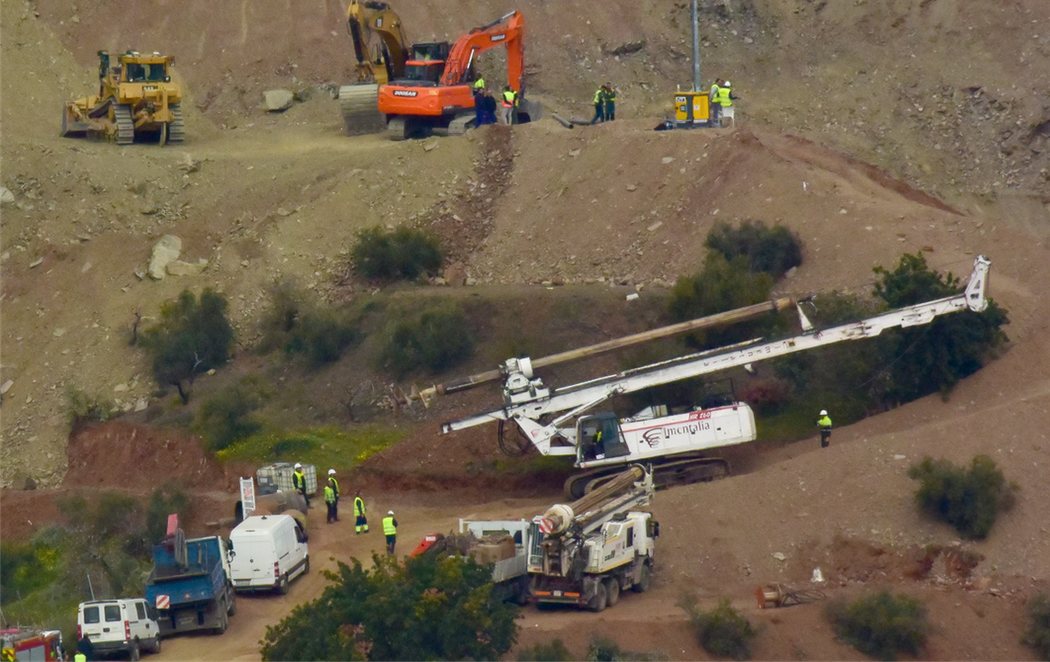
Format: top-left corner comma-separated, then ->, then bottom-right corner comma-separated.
500,85 -> 518,125
382,510 -> 398,555
324,482 -> 337,524
292,463 -> 310,508
473,75 -> 486,92
354,490 -> 369,534
591,85 -> 606,124
326,468 -> 340,522
709,78 -> 724,124
817,409 -> 833,448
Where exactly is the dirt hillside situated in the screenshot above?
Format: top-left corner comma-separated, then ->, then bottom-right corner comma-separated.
2,0 -> 1049,658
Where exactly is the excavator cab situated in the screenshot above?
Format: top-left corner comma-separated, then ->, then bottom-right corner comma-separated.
576,414 -> 631,463
399,61 -> 445,86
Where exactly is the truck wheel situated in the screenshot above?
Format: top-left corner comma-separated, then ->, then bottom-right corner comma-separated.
632,564 -> 651,593
587,583 -> 608,612
227,594 -> 237,616
277,574 -> 290,595
214,610 -> 228,635
605,578 -> 621,606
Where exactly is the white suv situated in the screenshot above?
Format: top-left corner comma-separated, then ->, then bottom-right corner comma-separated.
77,598 -> 161,659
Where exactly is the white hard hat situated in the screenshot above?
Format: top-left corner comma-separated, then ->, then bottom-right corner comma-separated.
819,409 -> 828,416
328,468 -> 336,475
724,80 -> 732,87
294,462 -> 302,469
387,510 -> 394,515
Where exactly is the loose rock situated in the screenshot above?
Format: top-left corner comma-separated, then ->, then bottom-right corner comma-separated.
264,89 -> 295,112
148,235 -> 182,280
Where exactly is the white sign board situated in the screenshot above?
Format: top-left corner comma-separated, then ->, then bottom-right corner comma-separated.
240,477 -> 256,517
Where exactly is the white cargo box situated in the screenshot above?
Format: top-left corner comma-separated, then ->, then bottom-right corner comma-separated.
256,462 -> 317,496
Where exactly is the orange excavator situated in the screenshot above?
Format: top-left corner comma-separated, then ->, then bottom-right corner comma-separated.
377,10 -> 539,140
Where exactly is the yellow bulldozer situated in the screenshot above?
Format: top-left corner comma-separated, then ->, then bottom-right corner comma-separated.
62,50 -> 184,146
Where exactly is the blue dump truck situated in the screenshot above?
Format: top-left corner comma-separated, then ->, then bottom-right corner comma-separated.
145,514 -> 237,636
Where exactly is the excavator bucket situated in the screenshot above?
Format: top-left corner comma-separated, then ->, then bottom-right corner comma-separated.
338,84 -> 386,135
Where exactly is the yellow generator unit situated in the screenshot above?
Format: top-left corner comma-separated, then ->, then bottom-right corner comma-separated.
62,50 -> 184,146
672,89 -> 712,127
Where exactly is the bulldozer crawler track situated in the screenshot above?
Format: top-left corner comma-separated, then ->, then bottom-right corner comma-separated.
114,104 -> 134,145
564,454 -> 730,499
339,84 -> 384,135
167,104 -> 185,144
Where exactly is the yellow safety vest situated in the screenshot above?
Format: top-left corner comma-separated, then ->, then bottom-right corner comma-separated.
323,485 -> 336,504
74,654 -> 87,662
818,415 -> 833,429
716,86 -> 733,107
473,77 -> 485,90
593,88 -> 604,104
354,496 -> 366,516
502,90 -> 517,107
292,470 -> 305,489
382,516 -> 397,535
328,476 -> 339,497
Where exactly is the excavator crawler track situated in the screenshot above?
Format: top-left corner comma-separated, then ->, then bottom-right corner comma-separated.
385,116 -> 409,141
167,104 -> 185,144
564,455 -> 730,499
339,84 -> 384,135
114,104 -> 134,145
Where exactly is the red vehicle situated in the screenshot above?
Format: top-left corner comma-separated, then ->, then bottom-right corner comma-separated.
377,10 -> 537,139
0,628 -> 64,662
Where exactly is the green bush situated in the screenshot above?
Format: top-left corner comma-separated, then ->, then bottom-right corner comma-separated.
1023,593 -> 1050,659
826,591 -> 928,660
706,220 -> 802,279
260,553 -> 518,661
669,253 -> 777,349
378,302 -> 475,377
259,281 -> 359,366
146,483 -> 193,543
66,385 -> 117,429
352,226 -> 443,281
681,597 -> 756,660
194,381 -> 264,452
518,639 -> 573,661
142,288 -> 235,403
873,253 -> 1008,403
908,455 -> 1015,539
0,541 -> 61,604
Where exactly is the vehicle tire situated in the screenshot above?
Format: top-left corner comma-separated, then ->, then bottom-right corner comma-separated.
214,609 -> 228,635
632,564 -> 651,593
304,556 -> 310,575
605,577 -> 621,607
587,583 -> 608,613
227,593 -> 237,616
277,574 -> 290,595
129,641 -> 141,661
512,577 -> 530,606
150,635 -> 162,654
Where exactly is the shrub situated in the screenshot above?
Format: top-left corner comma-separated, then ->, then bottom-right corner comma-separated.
1023,593 -> 1050,659
873,253 -> 1008,403
259,281 -> 359,366
669,253 -> 776,349
260,553 -> 518,661
146,483 -> 193,543
706,219 -> 802,279
194,381 -> 264,452
378,302 -> 474,377
584,636 -> 667,661
142,289 -> 234,403
0,541 -> 61,604
518,639 -> 573,661
352,226 -> 443,281
66,385 -> 116,429
681,597 -> 756,660
907,455 -> 1015,539
738,377 -> 792,415
826,591 -> 928,660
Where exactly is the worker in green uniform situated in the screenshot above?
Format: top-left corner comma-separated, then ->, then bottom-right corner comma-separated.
817,409 -> 833,448
382,510 -> 398,555
603,82 -> 617,121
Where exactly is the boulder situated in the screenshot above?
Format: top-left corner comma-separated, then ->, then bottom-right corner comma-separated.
148,235 -> 182,280
166,258 -> 209,276
264,89 -> 295,112
0,187 -> 14,205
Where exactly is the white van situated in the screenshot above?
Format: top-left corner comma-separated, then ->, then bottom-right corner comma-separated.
228,514 -> 309,594
77,598 -> 161,659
